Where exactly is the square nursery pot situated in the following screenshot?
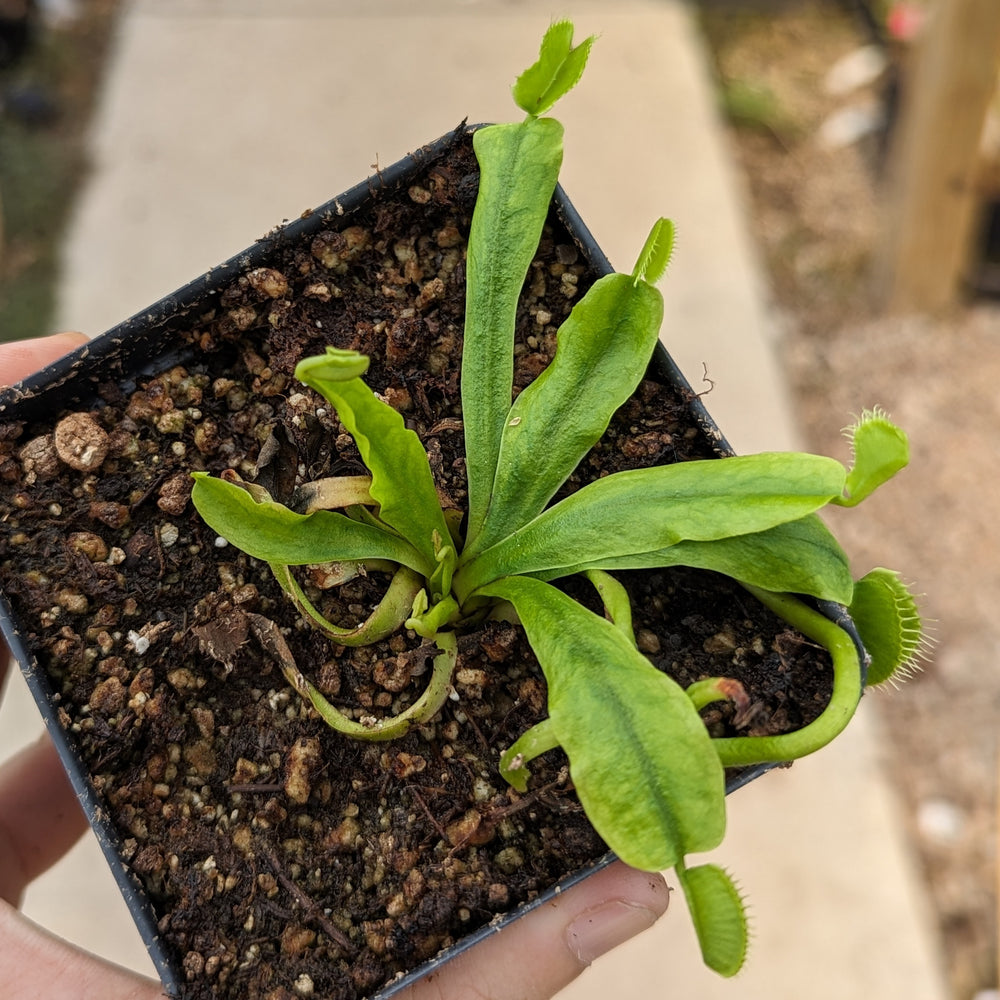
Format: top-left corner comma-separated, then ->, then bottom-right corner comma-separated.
0,125 -> 861,1000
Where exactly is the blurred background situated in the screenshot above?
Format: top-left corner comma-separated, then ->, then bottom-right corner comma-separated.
0,1 -> 998,998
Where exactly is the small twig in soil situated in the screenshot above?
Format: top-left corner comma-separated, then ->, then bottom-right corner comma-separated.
461,712 -> 491,754
129,469 -> 175,513
407,787 -> 451,843
427,417 -> 464,435
263,848 -> 356,956
482,777 -> 568,823
257,897 -> 296,923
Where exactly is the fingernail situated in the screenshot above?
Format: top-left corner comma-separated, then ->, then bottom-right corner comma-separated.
565,900 -> 660,966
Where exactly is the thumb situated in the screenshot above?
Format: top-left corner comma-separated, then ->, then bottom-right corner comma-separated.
0,332 -> 88,387
401,861 -> 669,1000
0,901 -> 164,1000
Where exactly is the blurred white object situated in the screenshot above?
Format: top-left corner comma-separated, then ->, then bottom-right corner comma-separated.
824,44 -> 888,96
916,797 -> 965,845
817,101 -> 886,149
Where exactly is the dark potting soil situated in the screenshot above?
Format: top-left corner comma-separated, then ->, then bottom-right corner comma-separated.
0,130 -> 832,1000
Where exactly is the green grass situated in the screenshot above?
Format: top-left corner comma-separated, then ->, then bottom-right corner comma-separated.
0,5 -> 119,345
0,118 -> 80,341
718,77 -> 797,138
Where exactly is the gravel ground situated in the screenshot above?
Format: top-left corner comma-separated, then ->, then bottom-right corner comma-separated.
700,3 -> 999,996
789,307 -> 1000,1000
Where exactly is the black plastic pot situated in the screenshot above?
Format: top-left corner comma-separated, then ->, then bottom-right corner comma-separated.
0,125 -> 858,999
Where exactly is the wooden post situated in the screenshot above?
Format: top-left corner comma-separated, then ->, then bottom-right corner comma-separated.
877,0 -> 1000,313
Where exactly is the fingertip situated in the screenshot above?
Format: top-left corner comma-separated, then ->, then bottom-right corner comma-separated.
598,862 -> 671,917
400,862 -> 670,1000
0,901 -> 164,1000
0,733 -> 88,903
43,331 -> 89,350
562,863 -> 669,966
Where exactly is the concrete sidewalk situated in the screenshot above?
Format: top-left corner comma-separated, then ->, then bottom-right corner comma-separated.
1,1 -> 948,997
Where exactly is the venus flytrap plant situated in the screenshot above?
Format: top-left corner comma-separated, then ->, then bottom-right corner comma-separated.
191,21 -> 925,978
462,22 -> 593,549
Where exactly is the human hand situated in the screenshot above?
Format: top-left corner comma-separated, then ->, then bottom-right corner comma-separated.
0,332 -> 166,998
402,862 -> 669,1000
0,334 -> 669,1000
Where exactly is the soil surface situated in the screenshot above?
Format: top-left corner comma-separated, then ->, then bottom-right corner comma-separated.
700,3 -> 1000,996
0,130 -> 836,1000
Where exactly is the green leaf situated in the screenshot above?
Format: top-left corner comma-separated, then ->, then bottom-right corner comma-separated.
677,863 -> 749,977
405,594 -> 460,640
838,407 -> 909,507
511,20 -> 596,117
471,272 -> 663,552
849,568 -> 926,686
296,349 -> 451,573
191,473 -> 430,574
537,516 -> 856,607
456,452 -> 847,598
463,118 -> 565,547
479,576 -> 726,871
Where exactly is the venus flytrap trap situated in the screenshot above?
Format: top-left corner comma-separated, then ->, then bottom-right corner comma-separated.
191,20 -> 924,979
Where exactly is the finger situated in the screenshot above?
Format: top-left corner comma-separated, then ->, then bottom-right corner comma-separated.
0,901 -> 165,1000
0,622 -> 20,698
402,861 -> 669,1000
0,331 -> 88,387
1,331 -> 91,770
0,734 -> 88,905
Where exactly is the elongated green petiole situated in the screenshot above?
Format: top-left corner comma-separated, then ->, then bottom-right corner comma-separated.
686,677 -> 750,714
296,632 -> 458,742
270,562 -> 422,647
498,718 -> 561,792
710,586 -> 863,766
585,569 -> 635,644
293,475 -> 374,514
